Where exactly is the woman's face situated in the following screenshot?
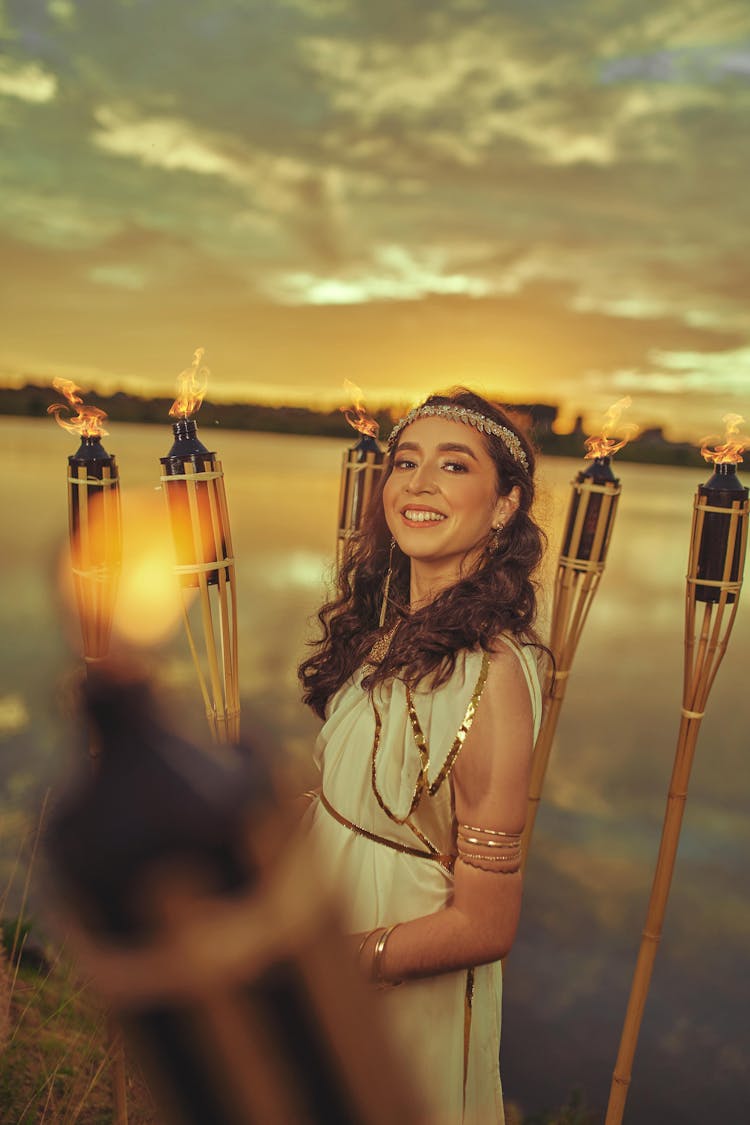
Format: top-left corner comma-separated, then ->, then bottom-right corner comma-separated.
383,415 -> 514,582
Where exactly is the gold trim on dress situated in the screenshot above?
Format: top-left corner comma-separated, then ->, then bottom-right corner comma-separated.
370,652 -> 491,824
417,652 -> 490,796
370,694 -> 428,825
319,791 -> 454,872
404,816 -> 441,858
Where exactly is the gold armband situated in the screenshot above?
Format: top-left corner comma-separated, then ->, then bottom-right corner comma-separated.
456,823 -> 522,874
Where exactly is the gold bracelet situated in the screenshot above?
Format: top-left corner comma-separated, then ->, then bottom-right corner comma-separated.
356,928 -> 377,961
372,924 -> 402,988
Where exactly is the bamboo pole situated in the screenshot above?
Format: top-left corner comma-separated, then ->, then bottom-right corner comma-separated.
605,478 -> 748,1125
522,466 -> 621,870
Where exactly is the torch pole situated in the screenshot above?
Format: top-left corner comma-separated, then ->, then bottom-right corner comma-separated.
605,468 -> 748,1125
522,461 -> 621,871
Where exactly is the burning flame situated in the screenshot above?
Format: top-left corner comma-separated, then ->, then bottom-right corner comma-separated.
700,413 -> 748,465
169,347 -> 209,419
340,378 -> 379,439
584,396 -> 638,460
47,377 -> 108,438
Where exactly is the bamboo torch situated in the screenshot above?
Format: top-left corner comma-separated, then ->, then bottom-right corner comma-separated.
336,381 -> 384,565
160,349 -> 240,745
48,378 -> 129,1124
522,398 -> 637,870
605,414 -> 749,1125
48,379 -> 122,670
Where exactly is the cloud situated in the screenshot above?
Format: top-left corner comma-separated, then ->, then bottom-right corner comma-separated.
301,26 -> 620,168
0,189 -> 123,249
88,263 -> 148,290
265,243 -> 492,303
600,43 -> 750,85
91,106 -> 246,179
0,59 -> 57,102
653,344 -> 750,379
88,102 -> 379,267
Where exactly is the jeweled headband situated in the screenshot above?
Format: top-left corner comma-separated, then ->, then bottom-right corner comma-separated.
387,403 -> 530,472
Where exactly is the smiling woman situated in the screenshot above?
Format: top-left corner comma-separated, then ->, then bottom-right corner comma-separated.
298,389 -> 549,1123
384,416 -> 521,604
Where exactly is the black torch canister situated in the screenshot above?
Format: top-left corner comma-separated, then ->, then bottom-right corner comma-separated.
559,454 -> 621,567
693,461 -> 749,604
44,665 -> 427,1125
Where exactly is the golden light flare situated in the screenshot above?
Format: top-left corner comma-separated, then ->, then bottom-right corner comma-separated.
113,493 -> 197,647
584,396 -> 638,460
169,346 -> 209,419
340,378 -> 380,439
47,376 -> 109,438
59,491 -> 194,651
700,413 -> 748,465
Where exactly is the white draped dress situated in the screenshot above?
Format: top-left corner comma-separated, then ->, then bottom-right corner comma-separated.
305,638 -> 541,1124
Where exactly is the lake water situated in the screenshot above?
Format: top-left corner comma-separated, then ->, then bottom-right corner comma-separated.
1,417 -> 748,1123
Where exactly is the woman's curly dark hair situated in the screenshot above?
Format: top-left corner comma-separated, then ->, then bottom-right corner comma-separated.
299,389 -> 547,719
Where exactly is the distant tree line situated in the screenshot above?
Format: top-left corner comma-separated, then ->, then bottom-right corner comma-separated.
0,383 -> 704,468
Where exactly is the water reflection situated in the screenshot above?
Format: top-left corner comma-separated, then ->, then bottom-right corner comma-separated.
1,418 -> 748,1123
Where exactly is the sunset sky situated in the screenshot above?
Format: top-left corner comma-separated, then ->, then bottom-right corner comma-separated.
1,0 -> 748,440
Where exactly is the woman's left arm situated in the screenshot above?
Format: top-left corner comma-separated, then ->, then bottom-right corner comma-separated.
359,642 -> 534,983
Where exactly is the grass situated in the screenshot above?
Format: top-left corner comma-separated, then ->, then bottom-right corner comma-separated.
1,927 -> 155,1124
0,788 -> 153,1125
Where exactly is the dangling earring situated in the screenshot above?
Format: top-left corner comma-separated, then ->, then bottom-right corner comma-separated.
379,537 -> 395,627
488,522 -> 504,554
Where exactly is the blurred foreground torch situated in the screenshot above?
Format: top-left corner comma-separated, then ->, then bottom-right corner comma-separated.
523,398 -> 637,869
337,381 -> 384,565
160,349 -> 239,744
48,379 -> 122,662
49,379 -> 128,1122
606,415 -> 749,1124
45,664 -> 427,1125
